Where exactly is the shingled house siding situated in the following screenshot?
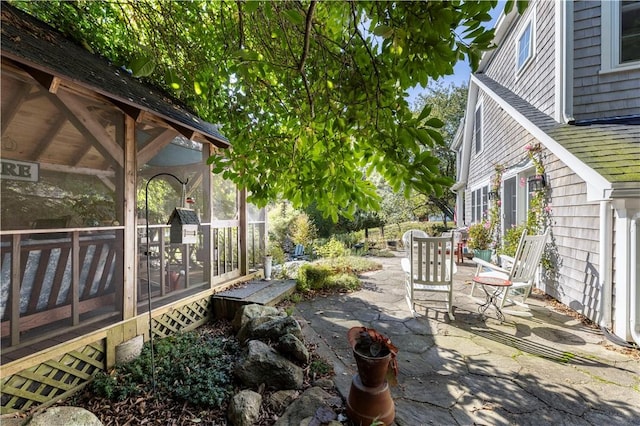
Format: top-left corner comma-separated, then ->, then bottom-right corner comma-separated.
573,1 -> 640,121
542,150 -> 602,321
484,1 -> 557,118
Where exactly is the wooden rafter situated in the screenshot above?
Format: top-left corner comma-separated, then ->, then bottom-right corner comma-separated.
30,115 -> 66,160
136,128 -> 176,167
1,81 -> 31,137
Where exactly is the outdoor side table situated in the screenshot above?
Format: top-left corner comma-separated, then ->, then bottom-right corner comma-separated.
472,275 -> 512,322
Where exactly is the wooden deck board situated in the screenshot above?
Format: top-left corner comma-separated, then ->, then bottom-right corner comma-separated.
212,280 -> 297,319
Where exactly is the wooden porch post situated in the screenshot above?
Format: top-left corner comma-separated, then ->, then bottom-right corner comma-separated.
122,115 -> 137,319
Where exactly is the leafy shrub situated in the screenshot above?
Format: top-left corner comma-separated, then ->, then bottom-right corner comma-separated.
317,256 -> 381,275
325,273 -> 360,291
315,238 -> 348,258
297,263 -> 333,292
498,224 -> 526,258
91,331 -> 238,408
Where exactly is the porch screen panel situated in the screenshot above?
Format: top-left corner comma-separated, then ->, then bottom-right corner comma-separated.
136,123 -> 211,306
1,70 -> 125,351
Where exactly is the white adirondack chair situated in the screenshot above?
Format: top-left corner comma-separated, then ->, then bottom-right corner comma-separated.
402,232 -> 455,320
471,229 -> 549,308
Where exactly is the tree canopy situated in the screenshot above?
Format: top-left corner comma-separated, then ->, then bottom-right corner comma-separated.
14,0 -> 524,221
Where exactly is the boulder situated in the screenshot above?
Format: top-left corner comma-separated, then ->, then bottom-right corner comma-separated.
251,316 -> 304,342
232,304 -> 283,332
28,406 -> 102,426
267,389 -> 299,414
227,390 -> 262,426
278,333 -> 310,364
235,340 -> 304,390
274,387 -> 343,426
237,315 -> 282,344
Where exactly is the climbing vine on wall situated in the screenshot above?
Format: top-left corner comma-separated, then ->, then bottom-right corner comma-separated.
489,164 -> 504,251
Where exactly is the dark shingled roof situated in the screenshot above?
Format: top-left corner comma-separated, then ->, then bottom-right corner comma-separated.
475,74 -> 640,185
167,208 -> 200,226
1,4 -> 229,148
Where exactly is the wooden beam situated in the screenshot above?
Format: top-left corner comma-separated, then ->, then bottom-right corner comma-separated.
39,162 -> 115,178
111,99 -> 143,122
123,115 -> 137,319
136,128 -> 176,167
72,232 -> 80,326
31,115 -> 66,160
1,82 -> 32,138
23,66 -> 61,94
98,175 -> 116,192
10,235 -> 21,347
53,90 -> 124,168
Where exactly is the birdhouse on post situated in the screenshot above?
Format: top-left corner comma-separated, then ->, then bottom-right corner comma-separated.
167,208 -> 199,244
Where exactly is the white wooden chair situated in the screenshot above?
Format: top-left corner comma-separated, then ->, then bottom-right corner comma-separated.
401,229 -> 428,255
471,229 -> 549,308
402,232 -> 455,320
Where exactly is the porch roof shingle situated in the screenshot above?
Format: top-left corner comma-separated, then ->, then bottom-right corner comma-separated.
474,74 -> 640,185
1,5 -> 229,148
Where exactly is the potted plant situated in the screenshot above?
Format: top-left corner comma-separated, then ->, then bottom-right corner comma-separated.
346,326 -> 397,425
468,221 -> 492,262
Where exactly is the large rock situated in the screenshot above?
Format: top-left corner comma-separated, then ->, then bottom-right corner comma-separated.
235,340 -> 304,390
278,333 -> 310,364
251,316 -> 304,342
227,390 -> 262,426
274,387 -> 343,426
237,315 -> 282,343
28,406 -> 102,426
268,390 -> 299,414
232,304 -> 284,332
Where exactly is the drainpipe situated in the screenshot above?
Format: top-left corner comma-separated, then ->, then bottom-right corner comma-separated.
630,215 -> 640,346
600,200 -> 613,329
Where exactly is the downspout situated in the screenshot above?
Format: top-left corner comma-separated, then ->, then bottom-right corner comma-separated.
556,0 -> 574,123
599,201 -> 613,329
630,215 -> 640,346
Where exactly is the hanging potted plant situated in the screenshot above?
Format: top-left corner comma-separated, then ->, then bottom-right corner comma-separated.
468,221 -> 492,262
346,326 -> 398,425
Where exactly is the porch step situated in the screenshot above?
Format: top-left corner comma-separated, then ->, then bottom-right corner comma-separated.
212,279 -> 297,320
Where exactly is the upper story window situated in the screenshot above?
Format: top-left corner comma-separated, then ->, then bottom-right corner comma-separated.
474,105 -> 482,154
602,0 -> 640,72
517,21 -> 533,70
621,1 -> 640,63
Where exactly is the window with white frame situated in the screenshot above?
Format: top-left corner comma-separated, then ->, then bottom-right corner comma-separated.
474,105 -> 482,154
517,20 -> 534,70
602,0 -> 640,72
471,185 -> 488,223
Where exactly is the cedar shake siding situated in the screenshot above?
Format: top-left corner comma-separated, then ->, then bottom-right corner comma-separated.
484,1 -> 557,118
573,1 -> 640,121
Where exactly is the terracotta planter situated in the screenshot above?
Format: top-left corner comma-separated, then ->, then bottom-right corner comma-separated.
352,349 -> 391,387
347,349 -> 395,425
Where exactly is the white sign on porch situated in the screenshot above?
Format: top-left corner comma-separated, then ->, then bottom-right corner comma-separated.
1,159 -> 39,182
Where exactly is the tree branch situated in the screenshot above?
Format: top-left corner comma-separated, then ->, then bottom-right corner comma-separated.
298,1 -> 317,118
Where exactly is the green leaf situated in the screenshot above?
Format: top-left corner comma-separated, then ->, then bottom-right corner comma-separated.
372,25 -> 394,39
165,69 -> 181,90
128,53 -> 155,78
244,1 -> 260,13
284,9 -> 304,25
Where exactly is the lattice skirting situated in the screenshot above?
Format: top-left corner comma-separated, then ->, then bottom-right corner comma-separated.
1,295 -> 213,414
152,297 -> 211,338
1,341 -> 105,414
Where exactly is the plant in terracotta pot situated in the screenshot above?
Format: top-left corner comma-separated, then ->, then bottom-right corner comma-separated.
346,327 -> 398,425
347,326 -> 398,386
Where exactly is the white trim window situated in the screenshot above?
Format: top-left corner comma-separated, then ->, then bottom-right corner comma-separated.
601,0 -> 640,72
474,104 -> 483,154
501,167 -> 537,233
471,185 -> 488,223
517,20 -> 534,71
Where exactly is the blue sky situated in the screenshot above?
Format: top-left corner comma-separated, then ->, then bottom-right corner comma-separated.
406,2 -> 505,106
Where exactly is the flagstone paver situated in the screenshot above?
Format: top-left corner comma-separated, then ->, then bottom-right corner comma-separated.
295,253 -> 640,425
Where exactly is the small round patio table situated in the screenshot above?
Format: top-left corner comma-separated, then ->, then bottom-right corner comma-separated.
473,275 -> 512,322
